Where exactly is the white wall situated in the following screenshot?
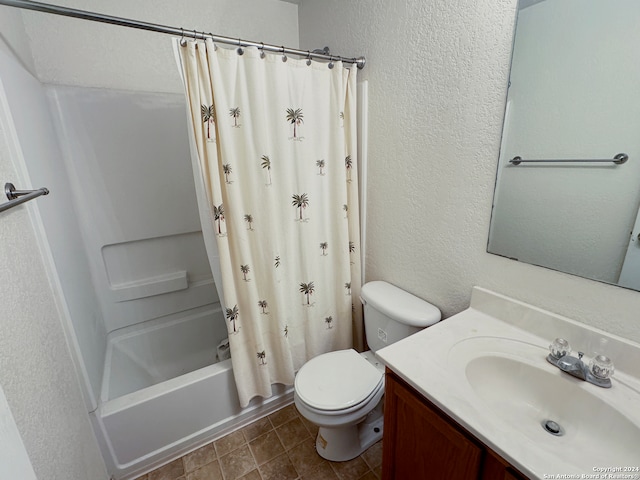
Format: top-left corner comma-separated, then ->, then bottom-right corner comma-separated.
0,58 -> 108,480
299,0 -> 640,344
21,0 -> 300,93
489,0 -> 640,284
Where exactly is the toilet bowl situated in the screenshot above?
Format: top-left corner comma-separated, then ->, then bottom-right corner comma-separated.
294,349 -> 385,461
294,281 -> 442,462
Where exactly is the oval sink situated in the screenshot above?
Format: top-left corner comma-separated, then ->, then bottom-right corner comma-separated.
465,354 -> 640,466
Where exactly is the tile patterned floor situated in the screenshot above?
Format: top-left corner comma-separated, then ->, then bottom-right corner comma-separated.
136,403 -> 382,480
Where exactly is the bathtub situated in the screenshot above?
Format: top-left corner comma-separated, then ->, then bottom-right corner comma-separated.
91,304 -> 293,480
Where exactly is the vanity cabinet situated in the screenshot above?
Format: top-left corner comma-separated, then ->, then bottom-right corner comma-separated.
382,370 -> 528,480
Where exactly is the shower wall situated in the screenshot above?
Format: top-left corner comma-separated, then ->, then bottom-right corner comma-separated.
47,86 -> 218,334
2,0 -> 300,414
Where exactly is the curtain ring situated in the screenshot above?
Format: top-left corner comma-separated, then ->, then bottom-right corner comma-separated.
237,38 -> 244,55
306,51 -> 312,66
179,28 -> 187,47
281,46 -> 287,63
259,42 -> 266,59
328,56 -> 335,69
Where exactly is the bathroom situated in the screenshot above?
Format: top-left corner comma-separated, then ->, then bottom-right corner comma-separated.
1,0 -> 639,479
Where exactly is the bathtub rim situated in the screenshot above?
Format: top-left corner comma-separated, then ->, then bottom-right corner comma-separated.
95,302 -> 297,479
94,355 -> 294,479
102,391 -> 295,479
101,356 -> 233,416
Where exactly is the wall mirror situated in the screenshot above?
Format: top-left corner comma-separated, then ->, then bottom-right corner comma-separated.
488,0 -> 640,290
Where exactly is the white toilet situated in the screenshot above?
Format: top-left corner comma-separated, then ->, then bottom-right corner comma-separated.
294,280 -> 441,461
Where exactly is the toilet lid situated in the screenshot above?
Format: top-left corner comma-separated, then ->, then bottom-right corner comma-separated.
295,349 -> 383,411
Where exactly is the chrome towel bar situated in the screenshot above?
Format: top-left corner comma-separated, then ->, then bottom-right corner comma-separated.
0,182 -> 49,213
509,153 -> 628,166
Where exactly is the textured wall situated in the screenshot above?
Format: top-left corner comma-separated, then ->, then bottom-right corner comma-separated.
0,94 -> 107,478
0,385 -> 37,479
1,49 -> 109,410
21,0 -> 299,93
299,0 -> 640,344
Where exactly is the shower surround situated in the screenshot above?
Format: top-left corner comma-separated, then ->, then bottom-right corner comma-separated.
5,69 -> 293,479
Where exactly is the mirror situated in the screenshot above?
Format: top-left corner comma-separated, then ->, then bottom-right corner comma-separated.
488,0 -> 640,290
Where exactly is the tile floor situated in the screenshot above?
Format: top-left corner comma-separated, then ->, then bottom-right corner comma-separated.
136,403 -> 382,480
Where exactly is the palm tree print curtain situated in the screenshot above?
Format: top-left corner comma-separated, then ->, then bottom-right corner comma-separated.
177,40 -> 362,407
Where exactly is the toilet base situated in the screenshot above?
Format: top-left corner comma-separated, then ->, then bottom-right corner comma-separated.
314,404 -> 384,462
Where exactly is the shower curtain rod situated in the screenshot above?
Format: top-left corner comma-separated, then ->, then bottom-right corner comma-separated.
0,0 -> 366,69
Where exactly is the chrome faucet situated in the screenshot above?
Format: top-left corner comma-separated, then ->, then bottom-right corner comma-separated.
547,338 -> 613,388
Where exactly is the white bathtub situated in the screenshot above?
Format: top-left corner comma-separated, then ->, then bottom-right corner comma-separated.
91,305 -> 293,480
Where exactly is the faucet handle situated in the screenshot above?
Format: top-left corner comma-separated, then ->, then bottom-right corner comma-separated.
590,355 -> 614,380
578,352 -> 584,360
549,338 -> 571,359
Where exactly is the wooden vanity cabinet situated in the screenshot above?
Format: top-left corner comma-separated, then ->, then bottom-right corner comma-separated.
382,369 -> 528,480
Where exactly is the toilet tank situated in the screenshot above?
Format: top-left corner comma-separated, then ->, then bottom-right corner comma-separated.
360,281 -> 441,353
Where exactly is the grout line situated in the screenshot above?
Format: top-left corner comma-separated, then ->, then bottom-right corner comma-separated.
148,404 -> 333,480
244,439 -> 260,480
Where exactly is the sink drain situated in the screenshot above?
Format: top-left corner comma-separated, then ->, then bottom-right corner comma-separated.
542,419 -> 565,436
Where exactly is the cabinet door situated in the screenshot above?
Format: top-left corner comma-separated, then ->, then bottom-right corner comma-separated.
382,372 -> 483,480
482,449 -> 529,480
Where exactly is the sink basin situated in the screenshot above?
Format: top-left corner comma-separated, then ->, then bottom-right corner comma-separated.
465,354 -> 640,465
445,336 -> 640,468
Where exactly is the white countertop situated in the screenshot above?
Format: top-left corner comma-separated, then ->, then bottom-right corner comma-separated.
376,287 -> 640,479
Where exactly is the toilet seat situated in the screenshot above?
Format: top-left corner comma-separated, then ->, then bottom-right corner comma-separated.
295,349 -> 383,414
297,379 -> 384,417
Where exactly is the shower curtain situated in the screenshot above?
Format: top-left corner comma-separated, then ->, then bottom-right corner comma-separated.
177,39 -> 362,407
